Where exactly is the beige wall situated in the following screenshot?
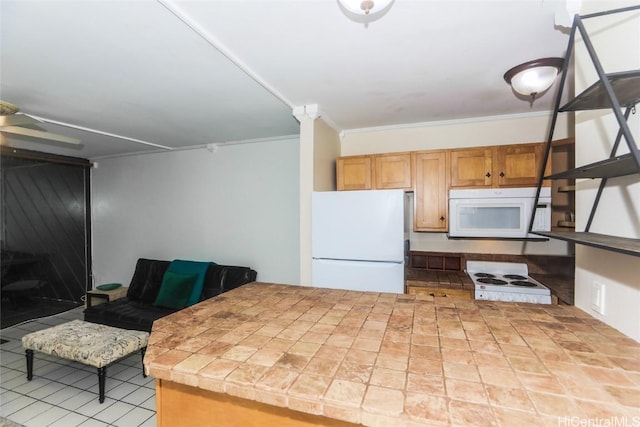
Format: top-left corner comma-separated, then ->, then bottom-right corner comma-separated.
341,112 -> 573,255
573,1 -> 640,341
341,112 -> 572,155
313,118 -> 341,191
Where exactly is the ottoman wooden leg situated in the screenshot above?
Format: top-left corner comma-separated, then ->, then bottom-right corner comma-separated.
98,367 -> 106,403
25,349 -> 33,380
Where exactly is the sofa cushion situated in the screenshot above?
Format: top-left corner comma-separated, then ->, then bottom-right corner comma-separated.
127,258 -> 170,303
167,260 -> 212,306
201,264 -> 257,300
84,298 -> 176,332
153,271 -> 198,309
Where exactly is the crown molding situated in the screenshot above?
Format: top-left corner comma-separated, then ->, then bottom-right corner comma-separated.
342,111 -> 554,135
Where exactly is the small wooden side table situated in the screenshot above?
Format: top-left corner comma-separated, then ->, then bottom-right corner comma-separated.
85,286 -> 128,309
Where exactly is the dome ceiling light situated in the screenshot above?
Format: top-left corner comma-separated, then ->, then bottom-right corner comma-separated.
504,57 -> 564,102
337,0 -> 394,25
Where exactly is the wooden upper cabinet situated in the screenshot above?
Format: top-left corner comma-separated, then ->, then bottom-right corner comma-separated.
494,143 -> 547,187
449,143 -> 547,188
373,153 -> 412,190
449,148 -> 493,188
336,155 -> 372,191
337,142 -> 548,193
413,151 -> 449,232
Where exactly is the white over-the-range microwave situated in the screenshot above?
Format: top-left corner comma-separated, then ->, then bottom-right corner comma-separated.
448,187 -> 551,239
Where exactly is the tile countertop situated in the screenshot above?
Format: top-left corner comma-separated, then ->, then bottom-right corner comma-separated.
144,282 -> 640,426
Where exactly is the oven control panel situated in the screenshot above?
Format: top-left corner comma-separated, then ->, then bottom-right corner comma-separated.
475,290 -> 551,304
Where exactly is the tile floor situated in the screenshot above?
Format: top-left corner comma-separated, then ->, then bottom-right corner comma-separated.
0,307 -> 156,427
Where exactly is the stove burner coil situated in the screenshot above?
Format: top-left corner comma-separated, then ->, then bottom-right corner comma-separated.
474,273 -> 495,278
477,278 -> 508,285
510,280 -> 537,287
503,274 -> 527,280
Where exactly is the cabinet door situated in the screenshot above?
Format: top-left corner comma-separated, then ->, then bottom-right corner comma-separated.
373,153 -> 412,190
495,143 -> 546,187
406,285 -> 471,299
336,156 -> 372,191
413,151 -> 449,231
450,148 -> 493,188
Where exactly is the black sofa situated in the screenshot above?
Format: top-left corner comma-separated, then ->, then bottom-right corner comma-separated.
84,258 -> 257,332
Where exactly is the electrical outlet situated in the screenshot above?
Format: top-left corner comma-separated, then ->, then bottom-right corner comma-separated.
591,281 -> 606,315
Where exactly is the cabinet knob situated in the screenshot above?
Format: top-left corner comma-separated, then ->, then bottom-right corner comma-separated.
485,172 -> 491,178
499,172 -> 505,177
439,216 -> 446,221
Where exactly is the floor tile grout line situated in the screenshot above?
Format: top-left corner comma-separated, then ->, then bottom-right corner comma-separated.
1,374 -> 157,425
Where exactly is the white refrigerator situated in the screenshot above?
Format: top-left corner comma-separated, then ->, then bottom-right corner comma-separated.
312,189 -> 407,294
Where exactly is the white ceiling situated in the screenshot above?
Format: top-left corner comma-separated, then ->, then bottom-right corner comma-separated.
0,0 -> 573,160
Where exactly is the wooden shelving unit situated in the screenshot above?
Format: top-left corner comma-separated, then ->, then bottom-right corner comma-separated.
534,232 -> 640,257
557,221 -> 575,228
530,6 -> 640,256
550,139 -> 575,231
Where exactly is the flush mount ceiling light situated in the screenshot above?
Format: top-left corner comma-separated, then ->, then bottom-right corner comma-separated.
504,57 -> 564,101
337,0 -> 394,25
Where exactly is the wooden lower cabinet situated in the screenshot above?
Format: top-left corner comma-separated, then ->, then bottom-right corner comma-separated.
156,379 -> 356,427
413,151 -> 449,231
406,284 -> 472,299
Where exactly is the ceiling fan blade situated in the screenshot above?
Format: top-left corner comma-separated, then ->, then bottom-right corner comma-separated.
0,114 -> 41,127
0,125 -> 82,145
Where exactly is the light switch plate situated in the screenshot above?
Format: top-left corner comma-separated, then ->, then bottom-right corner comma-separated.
591,281 -> 606,315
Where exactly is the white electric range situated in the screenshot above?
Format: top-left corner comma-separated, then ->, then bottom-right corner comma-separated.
466,261 -> 552,304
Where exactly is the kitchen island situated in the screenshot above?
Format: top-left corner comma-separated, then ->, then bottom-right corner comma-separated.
144,282 -> 640,426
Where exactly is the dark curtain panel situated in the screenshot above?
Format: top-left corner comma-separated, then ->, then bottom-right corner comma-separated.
1,152 -> 91,303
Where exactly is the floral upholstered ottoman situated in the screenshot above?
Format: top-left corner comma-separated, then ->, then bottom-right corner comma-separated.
22,319 -> 149,403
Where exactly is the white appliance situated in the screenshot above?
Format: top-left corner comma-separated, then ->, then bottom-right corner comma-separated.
312,190 -> 407,294
448,187 -> 551,238
466,261 -> 551,304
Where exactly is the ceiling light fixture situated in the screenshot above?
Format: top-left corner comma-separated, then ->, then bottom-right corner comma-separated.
504,57 -> 564,102
337,0 -> 394,25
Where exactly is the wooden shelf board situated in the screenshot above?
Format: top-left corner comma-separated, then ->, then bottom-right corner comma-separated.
557,221 -> 575,228
532,231 -> 640,257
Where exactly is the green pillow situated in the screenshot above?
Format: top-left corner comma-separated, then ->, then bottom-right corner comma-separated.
96,283 -> 122,291
153,272 -> 198,309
